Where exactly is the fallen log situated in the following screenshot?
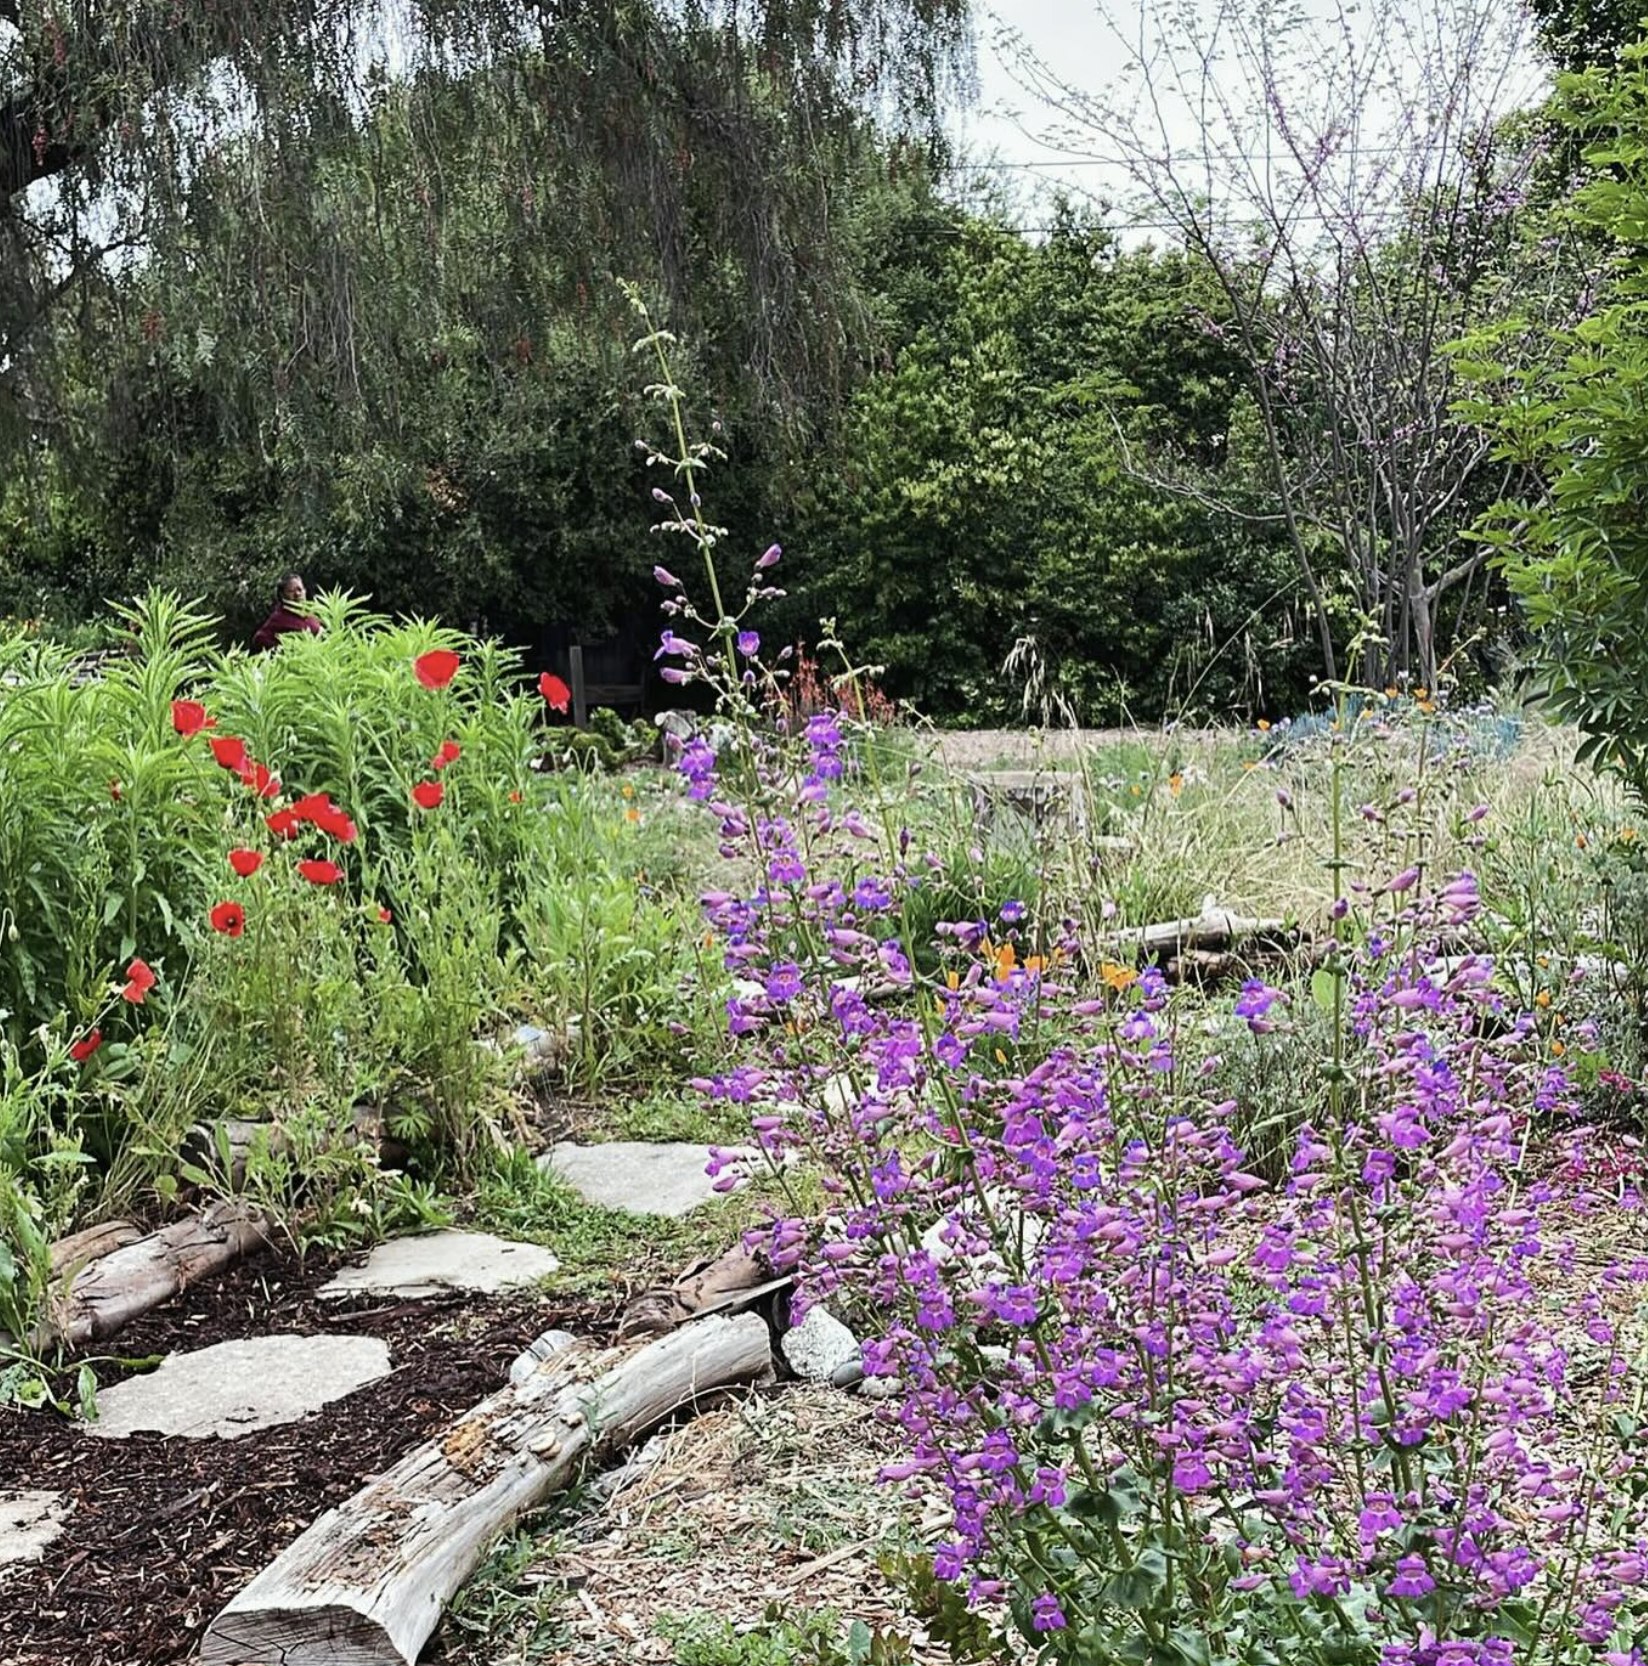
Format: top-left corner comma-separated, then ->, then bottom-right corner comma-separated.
1105,894 -> 1294,958
31,1199 -> 273,1353
182,1104 -> 406,1192
618,1241 -> 792,1338
200,1313 -> 773,1666
46,1218 -> 145,1280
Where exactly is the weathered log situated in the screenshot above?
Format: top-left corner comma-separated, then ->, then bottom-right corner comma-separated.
1106,894 -> 1293,957
200,1313 -> 773,1666
182,1104 -> 404,1192
46,1218 -> 144,1280
33,1199 -> 272,1352
618,1242 -> 792,1337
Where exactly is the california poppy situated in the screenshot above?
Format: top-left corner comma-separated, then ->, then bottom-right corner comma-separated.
412,780 -> 445,810
69,1029 -> 102,1062
210,735 -> 248,772
210,900 -> 246,937
431,739 -> 462,771
539,671 -> 571,713
414,649 -> 461,690
228,847 -> 264,878
171,699 -> 209,737
122,958 -> 157,1004
297,858 -> 344,886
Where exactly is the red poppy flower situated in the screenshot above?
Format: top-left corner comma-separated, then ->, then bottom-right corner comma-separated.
210,735 -> 248,772
228,847 -> 264,878
431,739 -> 461,771
122,958 -> 156,1004
539,672 -> 572,713
411,780 -> 445,810
171,699 -> 209,737
109,780 -> 122,802
209,900 -> 246,938
377,906 -> 393,923
266,808 -> 300,840
69,1029 -> 102,1063
297,858 -> 345,886
290,792 -> 357,843
414,649 -> 461,690
508,790 -> 523,804
236,759 -> 282,800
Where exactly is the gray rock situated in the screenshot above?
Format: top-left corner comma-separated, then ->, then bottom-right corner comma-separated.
541,1141 -> 730,1218
781,1307 -> 861,1384
87,1335 -> 392,1440
0,1491 -> 66,1580
319,1230 -> 559,1301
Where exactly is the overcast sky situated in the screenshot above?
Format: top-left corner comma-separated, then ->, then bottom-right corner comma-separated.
947,0 -> 1551,236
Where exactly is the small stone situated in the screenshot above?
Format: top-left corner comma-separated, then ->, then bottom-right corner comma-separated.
0,1491 -> 66,1581
780,1307 -> 860,1384
859,1375 -> 902,1401
88,1335 -> 392,1440
319,1230 -> 559,1301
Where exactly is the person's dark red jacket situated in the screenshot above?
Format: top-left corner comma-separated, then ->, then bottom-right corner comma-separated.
251,606 -> 322,653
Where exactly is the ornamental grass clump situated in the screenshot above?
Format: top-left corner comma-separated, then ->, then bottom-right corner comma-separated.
633,321 -> 1648,1663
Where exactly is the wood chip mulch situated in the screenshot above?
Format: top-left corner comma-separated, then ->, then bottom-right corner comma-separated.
0,1246 -> 618,1666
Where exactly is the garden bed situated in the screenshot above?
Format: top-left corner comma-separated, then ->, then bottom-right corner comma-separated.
0,1251 -> 620,1666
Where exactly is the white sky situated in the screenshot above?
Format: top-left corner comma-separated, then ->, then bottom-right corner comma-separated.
947,0 -> 1551,238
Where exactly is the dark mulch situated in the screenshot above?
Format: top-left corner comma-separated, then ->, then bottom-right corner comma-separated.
0,1246 -> 620,1666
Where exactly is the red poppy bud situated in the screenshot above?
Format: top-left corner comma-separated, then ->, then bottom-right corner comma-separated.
210,735 -> 248,772
508,790 -> 523,804
69,1028 -> 102,1062
377,906 -> 393,923
412,780 -> 445,810
122,958 -> 156,1004
209,900 -> 246,937
171,698 -> 209,737
228,847 -> 264,877
413,649 -> 461,690
296,858 -> 344,886
538,672 -> 571,713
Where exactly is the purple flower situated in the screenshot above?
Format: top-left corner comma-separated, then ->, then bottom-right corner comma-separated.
765,961 -> 803,1002
757,543 -> 782,569
653,565 -> 680,587
1030,1592 -> 1066,1633
1000,900 -> 1026,924
655,631 -> 694,660
1387,1555 -> 1436,1598
737,630 -> 760,658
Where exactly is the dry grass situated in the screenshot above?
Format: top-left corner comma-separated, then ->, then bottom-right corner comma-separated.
436,1385 -> 950,1666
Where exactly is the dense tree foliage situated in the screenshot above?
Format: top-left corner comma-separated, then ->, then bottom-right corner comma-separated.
1461,40 -> 1648,789
790,213 -> 1322,722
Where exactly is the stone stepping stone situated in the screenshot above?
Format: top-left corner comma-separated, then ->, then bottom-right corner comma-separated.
540,1141 -> 733,1218
318,1230 -> 559,1301
87,1335 -> 391,1440
0,1491 -> 67,1582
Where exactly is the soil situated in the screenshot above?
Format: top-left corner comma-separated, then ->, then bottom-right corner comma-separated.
0,1247 -> 620,1666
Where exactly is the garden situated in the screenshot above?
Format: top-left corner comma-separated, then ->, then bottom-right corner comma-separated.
5,339 -> 1648,1666
11,0 -> 1648,1660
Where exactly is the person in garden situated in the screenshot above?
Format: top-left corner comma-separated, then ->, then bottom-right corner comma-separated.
251,572 -> 323,652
